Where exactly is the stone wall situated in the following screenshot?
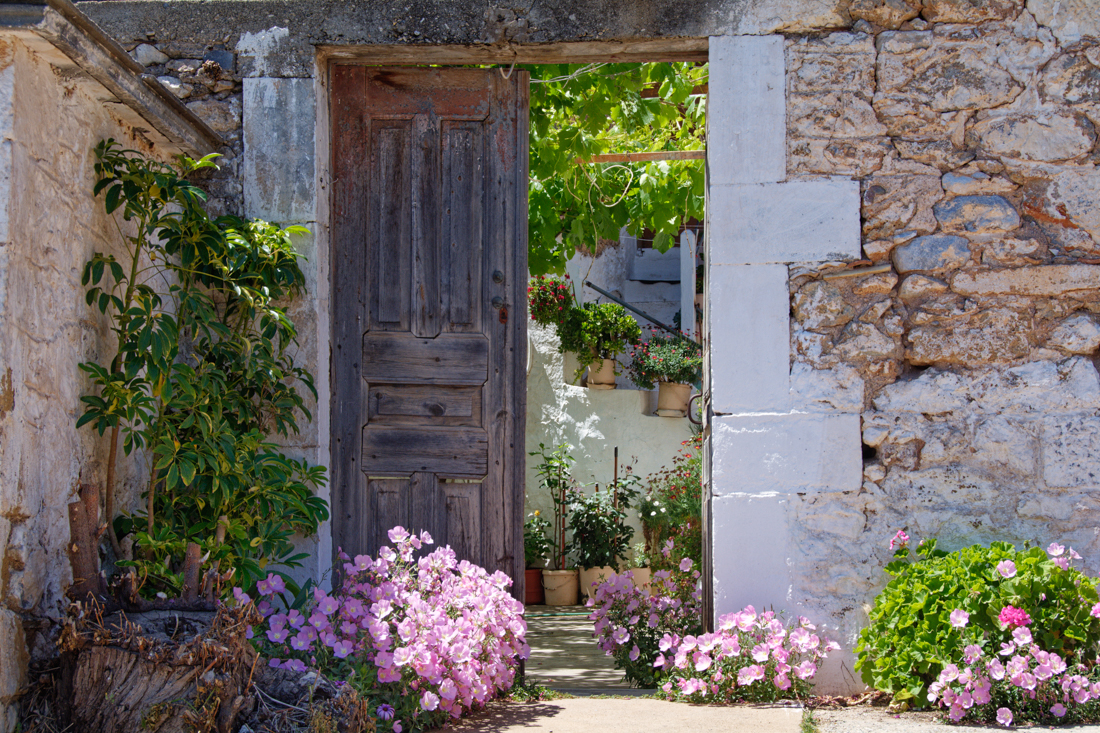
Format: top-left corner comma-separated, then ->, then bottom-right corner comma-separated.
780,0 -> 1100,693
0,35 -> 169,729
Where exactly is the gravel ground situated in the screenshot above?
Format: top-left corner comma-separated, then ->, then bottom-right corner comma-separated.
813,707 -> 1100,732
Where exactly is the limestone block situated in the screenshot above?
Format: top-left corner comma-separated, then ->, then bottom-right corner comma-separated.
952,264 -> 1100,296
788,137 -> 893,178
709,264 -> 790,413
877,31 -> 933,55
710,180 -> 861,264
898,274 -> 949,301
1027,0 -> 1100,45
235,26 -> 309,77
1047,314 -> 1100,354
708,36 -> 785,185
891,235 -> 971,273
1046,170 -> 1100,243
788,93 -> 886,138
1043,415 -> 1100,487
922,0 -> 1023,23
852,273 -> 898,296
942,170 -> 1017,196
935,195 -> 1020,234
972,113 -> 1096,162
185,96 -> 241,134
981,238 -> 1045,266
789,362 -> 866,413
712,494 -> 790,618
156,76 -> 192,99
130,43 -> 168,67
894,48 -> 1023,112
894,140 -> 975,171
873,368 -> 968,414
849,0 -> 921,28
834,321 -> 899,361
1040,53 -> 1100,105
789,55 -> 876,93
972,358 -> 1100,413
711,413 -> 863,495
861,175 -> 943,241
792,280 -> 854,331
971,416 -> 1040,478
243,77 -> 316,223
907,307 -> 1030,365
733,0 -> 851,34
0,608 -> 26,731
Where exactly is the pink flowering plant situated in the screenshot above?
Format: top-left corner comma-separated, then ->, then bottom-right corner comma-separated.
243,526 -> 529,732
587,554 -> 704,686
655,605 -> 839,704
927,604 -> 1100,726
856,533 -> 1100,709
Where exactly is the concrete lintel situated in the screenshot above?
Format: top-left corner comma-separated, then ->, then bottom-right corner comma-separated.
709,263 -> 790,414
2,0 -> 222,156
710,179 -> 862,265
711,412 -> 863,496
708,35 -> 786,186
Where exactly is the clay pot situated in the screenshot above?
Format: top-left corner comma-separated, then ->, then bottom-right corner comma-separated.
628,567 -> 652,595
656,382 -> 692,417
542,569 -> 579,606
524,568 -> 545,605
578,566 -> 617,600
587,358 -> 617,389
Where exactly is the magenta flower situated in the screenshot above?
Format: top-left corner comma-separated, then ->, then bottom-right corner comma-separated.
998,605 -> 1031,629
890,530 -> 910,550
995,559 -> 1016,578
949,609 -> 969,628
1091,602 -> 1100,619
376,704 -> 395,721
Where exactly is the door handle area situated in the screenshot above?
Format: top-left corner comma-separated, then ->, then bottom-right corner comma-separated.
491,296 -> 505,309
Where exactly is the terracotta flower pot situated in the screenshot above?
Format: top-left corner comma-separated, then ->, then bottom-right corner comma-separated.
542,568 -> 579,606
587,358 -> 617,389
579,566 -> 616,600
656,382 -> 692,417
628,567 -> 652,595
524,568 -> 545,605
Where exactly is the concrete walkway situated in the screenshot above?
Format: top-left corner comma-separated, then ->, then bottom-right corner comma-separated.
440,698 -> 803,732
523,605 -> 632,691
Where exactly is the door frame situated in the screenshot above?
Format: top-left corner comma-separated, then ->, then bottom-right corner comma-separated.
315,38 -> 712,622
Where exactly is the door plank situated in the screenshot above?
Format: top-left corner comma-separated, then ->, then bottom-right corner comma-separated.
368,384 -> 482,427
363,68 -> 492,118
362,332 -> 489,384
411,113 -> 441,338
362,427 -> 488,476
371,122 -> 413,329
441,481 -> 482,564
368,477 -> 411,552
441,122 -> 483,331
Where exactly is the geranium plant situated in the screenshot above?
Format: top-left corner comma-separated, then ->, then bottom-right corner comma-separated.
528,275 -> 575,328
626,328 -> 702,390
856,532 -> 1100,707
524,511 -> 553,568
246,526 -> 529,733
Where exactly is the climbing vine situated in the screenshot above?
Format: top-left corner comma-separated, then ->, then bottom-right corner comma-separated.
526,62 -> 708,274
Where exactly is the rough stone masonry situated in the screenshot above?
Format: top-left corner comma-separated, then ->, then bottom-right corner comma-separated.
68,0 -> 1100,696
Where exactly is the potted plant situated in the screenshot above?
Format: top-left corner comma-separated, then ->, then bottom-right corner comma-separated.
530,443 -> 579,606
568,470 -> 641,599
625,540 -> 652,595
640,436 -> 703,573
626,328 -> 702,417
528,274 -> 575,328
560,301 -> 641,388
523,510 -> 553,604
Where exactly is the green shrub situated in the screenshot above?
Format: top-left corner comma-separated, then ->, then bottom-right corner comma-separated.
855,534 -> 1100,706
639,436 -> 702,572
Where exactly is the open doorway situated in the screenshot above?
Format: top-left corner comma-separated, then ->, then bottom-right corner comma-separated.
324,47 -> 711,692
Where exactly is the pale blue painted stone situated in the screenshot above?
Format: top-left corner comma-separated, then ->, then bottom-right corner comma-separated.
933,195 -> 1020,234
891,234 -> 971,273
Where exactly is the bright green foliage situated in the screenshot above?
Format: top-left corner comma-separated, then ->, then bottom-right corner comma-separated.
523,511 -> 553,568
526,62 -> 707,274
558,301 -> 641,382
80,139 -> 328,597
625,328 -> 702,390
639,436 -> 702,572
567,472 -> 641,571
529,443 -> 577,570
855,537 -> 1100,706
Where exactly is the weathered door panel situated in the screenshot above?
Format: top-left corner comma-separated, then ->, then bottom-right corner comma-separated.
331,65 -> 527,598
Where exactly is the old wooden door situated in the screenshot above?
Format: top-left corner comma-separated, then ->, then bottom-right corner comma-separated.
330,66 -> 528,598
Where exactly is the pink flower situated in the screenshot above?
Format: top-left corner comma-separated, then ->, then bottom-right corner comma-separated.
737,664 -> 765,685
950,609 -> 969,628
1051,703 -> 1067,718
1091,602 -> 1100,619
679,558 -> 693,572
420,692 -> 440,711
1011,627 -> 1032,646
998,605 -> 1031,629
333,640 -> 353,658
995,560 -> 1016,578
996,708 -> 1012,726
890,530 -> 910,550
793,661 -> 817,680
1047,542 -> 1065,557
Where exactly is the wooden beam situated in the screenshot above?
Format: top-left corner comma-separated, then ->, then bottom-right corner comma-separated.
578,150 -> 705,164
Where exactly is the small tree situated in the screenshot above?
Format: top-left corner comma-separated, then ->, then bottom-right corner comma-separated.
79,139 -> 327,597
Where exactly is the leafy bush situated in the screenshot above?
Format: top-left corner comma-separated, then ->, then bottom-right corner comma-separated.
855,533 -> 1100,706
567,472 -> 641,570
927,610 -> 1100,726
524,511 -> 553,568
528,443 -> 576,570
640,437 -> 702,572
81,140 -> 327,596
625,328 -> 702,390
557,301 -> 641,382
588,558 -> 703,687
247,527 -> 529,733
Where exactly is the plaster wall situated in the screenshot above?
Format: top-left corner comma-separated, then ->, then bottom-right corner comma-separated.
0,35 -> 167,729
